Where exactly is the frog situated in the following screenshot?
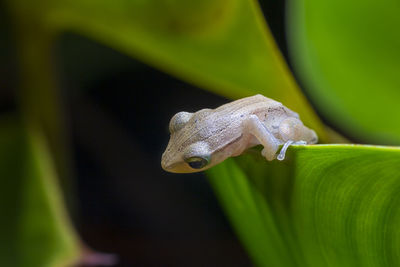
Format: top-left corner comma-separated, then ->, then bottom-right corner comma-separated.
161,94 -> 318,173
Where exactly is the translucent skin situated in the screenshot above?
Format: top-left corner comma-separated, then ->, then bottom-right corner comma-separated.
161,94 -> 318,173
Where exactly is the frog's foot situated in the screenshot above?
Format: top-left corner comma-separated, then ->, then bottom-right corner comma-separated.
246,115 -> 280,161
277,140 -> 307,161
261,147 -> 276,161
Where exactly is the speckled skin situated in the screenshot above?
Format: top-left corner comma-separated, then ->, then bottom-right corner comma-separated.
161,94 -> 317,173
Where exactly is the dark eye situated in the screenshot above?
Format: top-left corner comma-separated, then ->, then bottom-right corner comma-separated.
185,156 -> 209,169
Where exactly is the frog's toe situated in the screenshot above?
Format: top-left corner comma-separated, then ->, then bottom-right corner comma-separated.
261,148 -> 266,157
261,148 -> 277,161
277,140 -> 308,161
294,140 -> 307,145
277,140 -> 294,161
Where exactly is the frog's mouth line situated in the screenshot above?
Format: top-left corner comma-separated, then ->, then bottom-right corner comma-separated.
161,159 -> 186,173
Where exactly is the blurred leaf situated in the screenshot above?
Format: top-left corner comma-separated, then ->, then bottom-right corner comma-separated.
208,144 -> 400,267
0,118 -> 79,267
287,0 -> 400,144
6,0 -> 327,141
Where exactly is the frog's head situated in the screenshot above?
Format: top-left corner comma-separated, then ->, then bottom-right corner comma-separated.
161,110 -> 216,173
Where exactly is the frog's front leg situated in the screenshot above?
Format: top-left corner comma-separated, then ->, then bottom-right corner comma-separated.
245,115 -> 281,161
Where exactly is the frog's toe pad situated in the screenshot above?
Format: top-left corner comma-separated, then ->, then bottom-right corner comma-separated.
277,140 -> 307,161
261,148 -> 276,161
261,148 -> 266,157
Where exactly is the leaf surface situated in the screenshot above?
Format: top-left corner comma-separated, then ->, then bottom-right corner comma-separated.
208,144 -> 400,267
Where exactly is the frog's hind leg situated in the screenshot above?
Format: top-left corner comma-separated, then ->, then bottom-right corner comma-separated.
245,115 -> 280,161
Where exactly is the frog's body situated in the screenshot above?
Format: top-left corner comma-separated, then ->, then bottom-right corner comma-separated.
161,94 -> 317,173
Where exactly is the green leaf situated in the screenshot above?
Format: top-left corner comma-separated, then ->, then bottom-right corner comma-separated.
6,0 -> 327,141
287,0 -> 400,144
207,145 -> 400,267
0,118 -> 79,267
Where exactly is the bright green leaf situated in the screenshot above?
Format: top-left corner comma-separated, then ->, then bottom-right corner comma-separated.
6,0 -> 327,141
287,0 -> 400,144
208,145 -> 400,267
0,118 -> 79,267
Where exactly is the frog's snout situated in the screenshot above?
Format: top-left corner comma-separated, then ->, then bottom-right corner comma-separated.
161,151 -> 172,171
161,148 -> 182,172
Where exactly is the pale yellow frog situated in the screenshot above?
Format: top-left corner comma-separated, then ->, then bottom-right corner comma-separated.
161,94 -> 317,173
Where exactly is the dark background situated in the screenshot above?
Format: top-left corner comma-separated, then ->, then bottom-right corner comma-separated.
0,0 -> 289,266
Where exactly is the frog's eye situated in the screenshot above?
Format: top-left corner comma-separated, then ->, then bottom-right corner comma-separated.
184,156 -> 209,169
169,111 -> 193,133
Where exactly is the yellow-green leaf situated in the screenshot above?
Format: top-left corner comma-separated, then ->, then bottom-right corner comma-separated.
6,0 -> 327,141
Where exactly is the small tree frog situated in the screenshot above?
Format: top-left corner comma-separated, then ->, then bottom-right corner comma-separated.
161,94 -> 317,173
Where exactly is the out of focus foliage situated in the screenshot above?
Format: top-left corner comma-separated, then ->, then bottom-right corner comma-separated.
0,118 -> 78,266
287,0 -> 400,144
3,0 -> 400,266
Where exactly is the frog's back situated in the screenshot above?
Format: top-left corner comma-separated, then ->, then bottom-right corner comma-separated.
214,94 -> 296,119
169,94 -> 298,157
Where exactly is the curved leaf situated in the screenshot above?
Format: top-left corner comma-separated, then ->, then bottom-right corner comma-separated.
287,0 -> 400,144
0,118 -> 79,267
208,144 -> 400,267
6,0 -> 327,141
